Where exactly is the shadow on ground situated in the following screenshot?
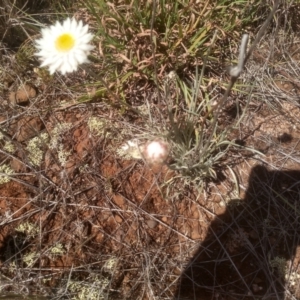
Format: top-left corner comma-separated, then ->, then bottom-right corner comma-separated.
175,165 -> 300,300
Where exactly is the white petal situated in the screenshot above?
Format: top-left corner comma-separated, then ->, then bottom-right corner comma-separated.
49,57 -> 64,74
63,18 -> 71,30
80,25 -> 89,36
70,18 -> 78,32
78,33 -> 93,43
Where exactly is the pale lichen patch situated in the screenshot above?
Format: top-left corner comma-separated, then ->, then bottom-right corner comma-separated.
26,132 -> 49,166
0,164 -> 13,184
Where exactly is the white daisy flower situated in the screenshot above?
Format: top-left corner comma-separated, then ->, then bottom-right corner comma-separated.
35,18 -> 94,75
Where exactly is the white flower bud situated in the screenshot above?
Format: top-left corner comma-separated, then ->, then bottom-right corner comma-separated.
141,140 -> 170,165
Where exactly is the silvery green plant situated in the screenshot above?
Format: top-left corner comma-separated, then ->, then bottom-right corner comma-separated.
166,0 -> 279,186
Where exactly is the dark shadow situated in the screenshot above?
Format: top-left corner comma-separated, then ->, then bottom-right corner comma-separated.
277,133 -> 293,144
0,232 -> 29,265
0,0 -> 58,48
175,165 -> 300,300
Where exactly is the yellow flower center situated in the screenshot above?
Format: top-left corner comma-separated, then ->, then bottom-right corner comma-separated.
55,33 -> 75,52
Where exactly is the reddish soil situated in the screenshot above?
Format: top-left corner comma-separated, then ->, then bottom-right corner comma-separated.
0,108 -> 216,299
1,98 -> 300,299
